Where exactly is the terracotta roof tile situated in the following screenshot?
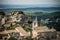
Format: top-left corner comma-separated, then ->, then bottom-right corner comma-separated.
15,27 -> 28,36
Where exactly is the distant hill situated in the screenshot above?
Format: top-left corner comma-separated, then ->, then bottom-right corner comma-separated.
0,5 -> 60,10
31,11 -> 60,20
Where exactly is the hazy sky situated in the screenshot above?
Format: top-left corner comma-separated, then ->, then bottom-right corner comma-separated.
0,0 -> 60,5
0,0 -> 60,7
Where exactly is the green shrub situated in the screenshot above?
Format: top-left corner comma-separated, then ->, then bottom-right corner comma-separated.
8,37 -> 17,40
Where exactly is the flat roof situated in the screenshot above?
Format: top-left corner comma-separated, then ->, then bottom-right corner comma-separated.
0,30 -> 15,34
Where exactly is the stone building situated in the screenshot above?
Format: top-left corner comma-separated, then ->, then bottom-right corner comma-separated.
32,16 -> 56,40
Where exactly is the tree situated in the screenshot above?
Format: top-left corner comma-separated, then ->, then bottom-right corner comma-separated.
46,15 -> 60,31
0,11 -> 5,16
8,37 -> 17,40
28,20 -> 32,40
24,26 -> 32,32
12,10 -> 25,15
0,11 -> 6,18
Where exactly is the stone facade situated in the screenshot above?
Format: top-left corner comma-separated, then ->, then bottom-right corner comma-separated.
32,16 -> 57,40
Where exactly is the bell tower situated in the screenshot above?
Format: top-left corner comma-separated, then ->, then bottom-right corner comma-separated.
32,16 -> 38,29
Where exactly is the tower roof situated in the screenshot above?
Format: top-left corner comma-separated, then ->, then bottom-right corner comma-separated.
35,16 -> 38,21
33,16 -> 38,23
32,16 -> 38,28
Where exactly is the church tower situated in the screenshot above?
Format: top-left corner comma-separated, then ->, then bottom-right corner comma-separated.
32,16 -> 38,30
